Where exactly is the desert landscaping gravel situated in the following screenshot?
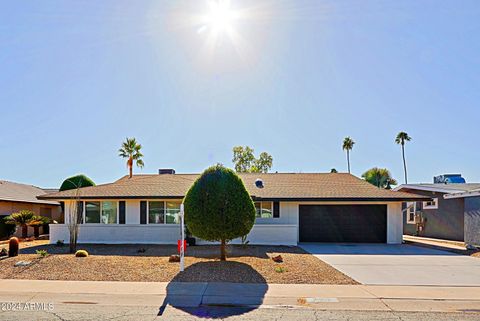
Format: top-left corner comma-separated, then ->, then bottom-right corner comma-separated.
0,241 -> 356,284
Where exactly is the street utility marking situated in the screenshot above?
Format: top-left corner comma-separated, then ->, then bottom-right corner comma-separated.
297,297 -> 339,304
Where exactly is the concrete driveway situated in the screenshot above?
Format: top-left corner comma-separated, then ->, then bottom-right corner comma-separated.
300,243 -> 480,286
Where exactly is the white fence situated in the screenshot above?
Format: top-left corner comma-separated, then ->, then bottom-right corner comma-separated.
49,224 -> 298,246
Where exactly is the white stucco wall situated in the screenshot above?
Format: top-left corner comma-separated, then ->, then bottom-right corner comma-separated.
387,202 -> 403,244
49,224 -> 298,245
126,200 -> 140,224
49,224 -> 181,244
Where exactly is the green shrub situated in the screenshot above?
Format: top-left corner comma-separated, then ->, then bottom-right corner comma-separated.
184,164 -> 256,261
0,216 -> 15,239
36,249 -> 48,258
274,266 -> 287,273
75,250 -> 89,257
59,175 -> 95,191
56,240 -> 65,247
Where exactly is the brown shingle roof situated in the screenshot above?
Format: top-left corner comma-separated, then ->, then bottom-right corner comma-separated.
0,180 -> 60,205
38,173 -> 428,202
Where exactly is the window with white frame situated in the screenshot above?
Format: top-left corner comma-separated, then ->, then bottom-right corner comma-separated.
254,202 -> 273,218
423,198 -> 438,210
406,202 -> 416,224
148,201 -> 164,224
84,201 -> 118,224
148,201 -> 181,224
101,201 -> 118,224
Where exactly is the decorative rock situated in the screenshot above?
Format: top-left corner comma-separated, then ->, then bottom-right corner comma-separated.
14,261 -> 32,267
0,248 -> 7,257
169,254 -> 180,262
272,255 -> 283,263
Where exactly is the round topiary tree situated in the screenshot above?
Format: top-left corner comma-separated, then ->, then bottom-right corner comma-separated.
184,164 -> 256,261
59,174 -> 95,191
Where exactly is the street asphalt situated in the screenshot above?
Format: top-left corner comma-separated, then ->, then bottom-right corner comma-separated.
1,279 -> 480,320
1,304 -> 480,321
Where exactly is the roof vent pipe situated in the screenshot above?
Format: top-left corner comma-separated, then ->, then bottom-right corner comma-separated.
255,179 -> 264,188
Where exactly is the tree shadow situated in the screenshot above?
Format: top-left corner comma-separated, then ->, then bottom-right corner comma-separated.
159,261 -> 268,319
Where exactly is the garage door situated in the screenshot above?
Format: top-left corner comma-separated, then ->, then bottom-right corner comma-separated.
299,205 -> 387,243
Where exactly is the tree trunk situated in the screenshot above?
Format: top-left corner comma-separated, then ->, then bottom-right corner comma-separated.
33,226 -> 40,238
220,239 -> 226,261
347,150 -> 351,174
21,225 -> 28,239
128,157 -> 133,178
402,144 -> 408,184
69,232 -> 77,254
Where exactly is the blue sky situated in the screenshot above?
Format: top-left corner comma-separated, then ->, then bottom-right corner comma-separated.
1,0 -> 479,188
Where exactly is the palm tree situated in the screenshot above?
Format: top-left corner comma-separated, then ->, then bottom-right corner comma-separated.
362,167 -> 398,189
3,210 -> 38,238
395,132 -> 412,184
118,138 -> 145,178
342,137 -> 355,174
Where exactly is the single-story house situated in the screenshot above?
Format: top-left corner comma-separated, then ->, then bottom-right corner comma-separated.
0,180 -> 62,238
395,181 -> 480,246
38,171 -> 427,245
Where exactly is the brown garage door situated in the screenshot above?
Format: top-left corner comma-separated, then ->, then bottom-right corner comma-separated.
299,205 -> 387,243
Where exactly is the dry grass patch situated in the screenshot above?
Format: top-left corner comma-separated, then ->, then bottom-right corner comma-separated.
0,243 -> 356,284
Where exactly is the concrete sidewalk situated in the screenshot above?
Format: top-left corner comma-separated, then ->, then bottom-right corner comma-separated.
1,279 -> 480,313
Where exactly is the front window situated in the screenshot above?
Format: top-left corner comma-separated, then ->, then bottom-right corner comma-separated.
148,201 -> 165,224
101,201 -> 117,224
148,201 -> 181,224
406,202 -> 416,224
85,202 -> 100,223
255,202 -> 273,218
423,198 -> 438,210
84,201 -> 117,224
166,202 -> 181,224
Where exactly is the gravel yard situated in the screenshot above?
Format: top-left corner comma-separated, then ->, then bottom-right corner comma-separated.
0,241 -> 356,284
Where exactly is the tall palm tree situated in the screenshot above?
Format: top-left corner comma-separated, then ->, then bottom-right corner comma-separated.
342,137 -> 355,174
395,132 -> 412,184
118,138 -> 145,178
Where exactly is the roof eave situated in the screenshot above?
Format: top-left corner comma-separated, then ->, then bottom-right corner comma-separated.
394,184 -> 464,194
38,195 -> 430,202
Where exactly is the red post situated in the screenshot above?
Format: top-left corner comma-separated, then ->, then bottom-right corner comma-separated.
177,240 -> 187,254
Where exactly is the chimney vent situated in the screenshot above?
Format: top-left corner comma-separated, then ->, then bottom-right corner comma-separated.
159,169 -> 175,175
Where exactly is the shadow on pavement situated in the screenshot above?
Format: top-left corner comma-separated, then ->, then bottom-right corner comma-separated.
159,261 -> 268,319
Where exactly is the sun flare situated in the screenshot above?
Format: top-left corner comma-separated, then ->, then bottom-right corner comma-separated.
200,0 -> 239,34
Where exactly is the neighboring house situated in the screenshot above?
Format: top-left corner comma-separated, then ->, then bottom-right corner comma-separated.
395,177 -> 480,246
38,171 -> 427,245
0,180 -> 62,238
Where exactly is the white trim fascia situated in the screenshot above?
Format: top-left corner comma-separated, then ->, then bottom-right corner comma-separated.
444,190 -> 480,199
394,184 -> 464,194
